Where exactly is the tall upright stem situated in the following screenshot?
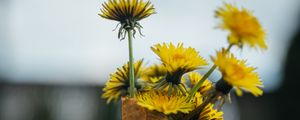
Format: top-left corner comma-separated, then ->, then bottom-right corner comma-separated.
127,29 -> 135,98
189,44 -> 233,99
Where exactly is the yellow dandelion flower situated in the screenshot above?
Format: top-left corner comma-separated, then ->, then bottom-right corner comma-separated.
136,90 -> 195,115
102,60 -> 144,103
151,43 -> 207,95
151,43 -> 207,74
216,3 -> 267,49
188,72 -> 213,94
141,64 -> 168,90
199,104 -> 224,120
193,92 -> 203,107
212,50 -> 263,96
192,94 -> 224,120
99,0 -> 155,39
142,64 -> 167,84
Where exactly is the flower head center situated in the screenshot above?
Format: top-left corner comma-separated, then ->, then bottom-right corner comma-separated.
228,12 -> 260,38
173,53 -> 185,61
222,63 -> 247,81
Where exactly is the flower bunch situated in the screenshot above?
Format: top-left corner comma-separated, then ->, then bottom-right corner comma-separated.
99,1 -> 267,120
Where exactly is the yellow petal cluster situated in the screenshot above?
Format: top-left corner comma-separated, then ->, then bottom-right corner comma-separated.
199,104 -> 224,120
136,90 -> 194,115
142,64 -> 167,84
212,50 -> 263,96
102,60 -> 144,103
188,72 -> 213,94
151,43 -> 207,75
216,3 -> 267,49
193,93 -> 224,119
99,0 -> 155,22
193,92 -> 203,107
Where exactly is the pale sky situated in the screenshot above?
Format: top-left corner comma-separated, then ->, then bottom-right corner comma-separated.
0,0 -> 299,92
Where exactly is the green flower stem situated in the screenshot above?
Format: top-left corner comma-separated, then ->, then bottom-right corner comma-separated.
189,44 -> 233,99
188,65 -> 217,99
127,29 -> 135,98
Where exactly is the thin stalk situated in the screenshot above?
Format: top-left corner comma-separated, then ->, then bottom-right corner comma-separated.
127,29 -> 135,98
189,44 -> 233,99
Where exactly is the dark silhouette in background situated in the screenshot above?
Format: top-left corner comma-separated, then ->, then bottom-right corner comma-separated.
277,17 -> 300,119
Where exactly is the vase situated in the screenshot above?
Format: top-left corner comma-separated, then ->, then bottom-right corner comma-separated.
121,97 -> 168,120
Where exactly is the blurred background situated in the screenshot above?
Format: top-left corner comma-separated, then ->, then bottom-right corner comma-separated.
1,0 -> 299,120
